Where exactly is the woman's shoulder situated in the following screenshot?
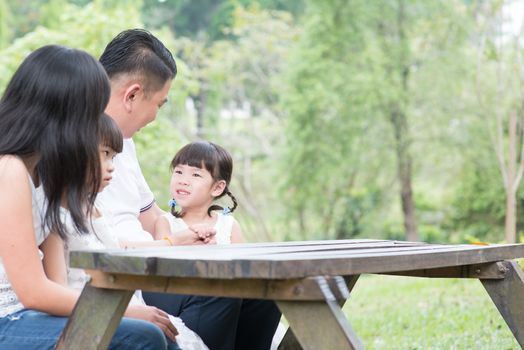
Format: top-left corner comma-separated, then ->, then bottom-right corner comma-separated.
0,155 -> 30,182
0,154 -> 26,168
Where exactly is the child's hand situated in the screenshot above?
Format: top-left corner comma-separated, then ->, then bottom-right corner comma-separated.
189,224 -> 216,242
204,236 -> 217,245
126,305 -> 178,342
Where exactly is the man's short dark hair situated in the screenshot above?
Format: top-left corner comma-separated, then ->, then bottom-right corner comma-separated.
99,29 -> 177,93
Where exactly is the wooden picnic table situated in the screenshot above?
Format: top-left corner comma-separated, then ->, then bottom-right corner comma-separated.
56,239 -> 524,349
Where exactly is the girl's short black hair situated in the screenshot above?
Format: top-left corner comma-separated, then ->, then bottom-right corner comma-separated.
99,113 -> 123,153
170,141 -> 238,218
0,45 -> 110,239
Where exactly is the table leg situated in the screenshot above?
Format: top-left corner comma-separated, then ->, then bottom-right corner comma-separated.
278,275 -> 360,350
55,284 -> 133,350
481,260 -> 524,348
276,299 -> 364,350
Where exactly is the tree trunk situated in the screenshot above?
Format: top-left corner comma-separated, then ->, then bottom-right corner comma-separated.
390,105 -> 418,241
400,156 -> 418,241
505,188 -> 517,243
390,0 -> 418,241
505,111 -> 517,243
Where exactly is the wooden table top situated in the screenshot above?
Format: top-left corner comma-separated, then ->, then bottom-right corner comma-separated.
69,239 -> 524,279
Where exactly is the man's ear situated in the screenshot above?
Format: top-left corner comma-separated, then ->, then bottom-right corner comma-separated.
212,180 -> 227,197
123,83 -> 141,112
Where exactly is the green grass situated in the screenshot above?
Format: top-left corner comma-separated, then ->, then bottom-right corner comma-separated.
344,275 -> 520,349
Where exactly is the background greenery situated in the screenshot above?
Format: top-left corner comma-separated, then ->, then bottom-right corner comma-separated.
4,1 -> 524,348
2,0 -> 524,245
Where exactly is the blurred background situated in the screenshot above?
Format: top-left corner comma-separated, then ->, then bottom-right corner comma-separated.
2,0 -> 524,244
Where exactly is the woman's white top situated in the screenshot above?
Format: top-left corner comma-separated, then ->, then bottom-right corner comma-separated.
0,175 -> 46,317
163,212 -> 234,245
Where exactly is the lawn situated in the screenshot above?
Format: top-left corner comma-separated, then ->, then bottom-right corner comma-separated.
344,274 -> 520,349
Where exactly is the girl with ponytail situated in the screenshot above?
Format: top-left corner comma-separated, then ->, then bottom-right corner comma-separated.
155,141 -> 244,244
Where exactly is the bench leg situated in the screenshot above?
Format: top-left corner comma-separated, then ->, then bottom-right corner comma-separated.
481,260 -> 524,348
55,284 -> 133,350
277,275 -> 362,350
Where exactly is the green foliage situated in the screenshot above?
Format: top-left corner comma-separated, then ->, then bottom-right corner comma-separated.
335,187 -> 381,239
141,0 -> 303,40
451,164 -> 506,241
0,1 -> 196,217
0,0 -> 13,49
0,2 -> 143,90
2,0 -> 524,244
279,0 -> 472,240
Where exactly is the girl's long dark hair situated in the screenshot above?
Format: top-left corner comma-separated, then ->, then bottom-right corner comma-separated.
0,45 -> 110,239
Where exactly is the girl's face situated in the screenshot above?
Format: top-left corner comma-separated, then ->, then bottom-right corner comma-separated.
170,163 -> 225,210
99,145 -> 118,192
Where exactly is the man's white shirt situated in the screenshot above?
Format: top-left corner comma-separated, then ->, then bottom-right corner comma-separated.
97,138 -> 155,242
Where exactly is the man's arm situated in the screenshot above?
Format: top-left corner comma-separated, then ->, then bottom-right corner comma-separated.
138,202 -> 165,239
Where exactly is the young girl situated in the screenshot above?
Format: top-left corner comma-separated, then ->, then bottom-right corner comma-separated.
0,45 -> 175,349
41,114 -> 208,350
154,141 -> 244,244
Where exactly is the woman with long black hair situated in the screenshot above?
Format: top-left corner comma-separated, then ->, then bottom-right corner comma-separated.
0,45 -> 178,349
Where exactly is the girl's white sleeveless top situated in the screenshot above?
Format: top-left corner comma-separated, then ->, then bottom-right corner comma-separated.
162,212 -> 234,245
0,175 -> 47,317
63,207 -> 120,289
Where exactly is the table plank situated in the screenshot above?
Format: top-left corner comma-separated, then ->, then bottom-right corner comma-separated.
69,241 -> 524,279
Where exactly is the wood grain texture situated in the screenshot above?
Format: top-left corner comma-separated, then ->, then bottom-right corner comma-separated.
59,240 -> 524,350
69,240 -> 524,279
56,284 -> 133,350
482,261 -> 524,348
86,270 -> 350,301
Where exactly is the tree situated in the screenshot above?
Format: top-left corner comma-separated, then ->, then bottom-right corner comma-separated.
280,0 -> 471,241
141,0 -> 304,40
473,0 -> 524,243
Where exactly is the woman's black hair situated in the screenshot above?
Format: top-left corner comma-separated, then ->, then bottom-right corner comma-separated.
170,141 -> 238,218
99,113 -> 123,153
0,45 -> 110,239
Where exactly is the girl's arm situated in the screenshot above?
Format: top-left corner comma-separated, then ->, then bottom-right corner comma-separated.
149,215 -> 207,246
230,219 -> 245,243
0,156 -> 80,316
40,232 -> 68,286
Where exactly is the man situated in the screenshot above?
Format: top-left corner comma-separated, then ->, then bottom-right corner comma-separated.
97,29 -> 281,349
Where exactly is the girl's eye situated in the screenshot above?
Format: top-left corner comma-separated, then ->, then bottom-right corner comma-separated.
193,173 -> 202,177
175,170 -> 182,174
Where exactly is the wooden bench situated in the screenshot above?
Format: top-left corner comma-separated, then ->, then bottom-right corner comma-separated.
55,239 -> 524,349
